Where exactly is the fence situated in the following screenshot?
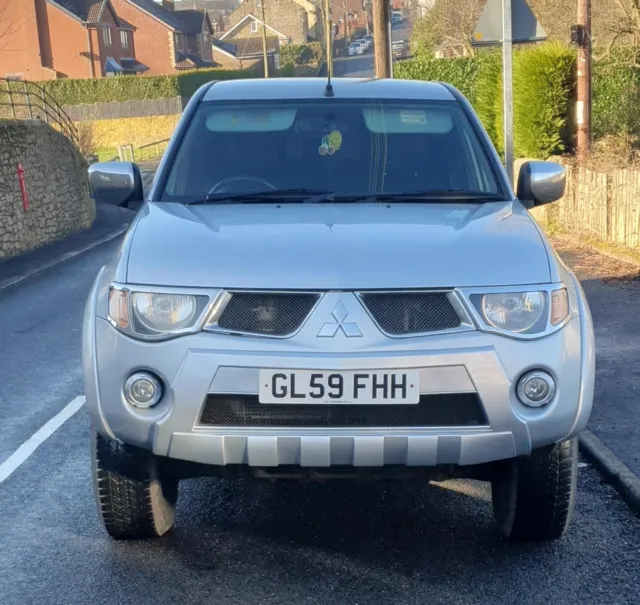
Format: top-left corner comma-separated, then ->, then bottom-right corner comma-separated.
62,97 -> 186,121
116,138 -> 170,163
0,78 -> 79,147
531,161 -> 640,249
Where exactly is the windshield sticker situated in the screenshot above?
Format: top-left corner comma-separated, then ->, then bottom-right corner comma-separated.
319,130 -> 343,156
400,110 -> 427,125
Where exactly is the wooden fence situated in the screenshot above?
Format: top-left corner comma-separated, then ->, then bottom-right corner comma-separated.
524,160 -> 640,249
62,96 -> 186,121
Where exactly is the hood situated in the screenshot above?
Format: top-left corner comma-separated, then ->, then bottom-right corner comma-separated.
125,201 -> 551,289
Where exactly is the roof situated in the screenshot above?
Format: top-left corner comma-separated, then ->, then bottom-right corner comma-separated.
173,9 -> 208,34
213,36 -> 279,58
219,13 -> 290,41
202,78 -> 456,102
174,52 -> 216,68
127,0 -> 211,32
104,57 -> 150,72
48,0 -> 118,24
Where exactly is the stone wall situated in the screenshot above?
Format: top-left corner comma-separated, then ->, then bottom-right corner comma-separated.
0,120 -> 95,261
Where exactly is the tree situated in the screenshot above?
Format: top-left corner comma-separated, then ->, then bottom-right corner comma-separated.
410,0 -> 484,58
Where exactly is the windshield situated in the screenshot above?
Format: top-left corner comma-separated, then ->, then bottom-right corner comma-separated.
161,99 -> 502,203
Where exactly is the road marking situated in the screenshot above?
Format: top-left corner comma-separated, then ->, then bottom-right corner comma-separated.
0,396 -> 86,484
0,226 -> 128,292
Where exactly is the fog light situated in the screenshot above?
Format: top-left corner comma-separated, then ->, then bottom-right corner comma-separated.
516,370 -> 556,408
124,372 -> 162,408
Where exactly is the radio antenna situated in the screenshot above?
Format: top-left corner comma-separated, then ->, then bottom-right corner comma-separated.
324,0 -> 334,97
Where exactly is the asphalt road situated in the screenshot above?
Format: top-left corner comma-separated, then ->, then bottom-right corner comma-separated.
1,220 -> 640,604
334,22 -> 411,78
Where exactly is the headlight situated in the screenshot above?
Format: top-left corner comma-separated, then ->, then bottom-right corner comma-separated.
133,292 -> 197,333
468,286 -> 571,336
108,287 -> 216,340
480,292 -> 546,333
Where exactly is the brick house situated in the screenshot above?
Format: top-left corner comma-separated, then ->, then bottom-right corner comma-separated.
110,0 -> 216,75
0,0 -> 148,80
220,0 -> 321,46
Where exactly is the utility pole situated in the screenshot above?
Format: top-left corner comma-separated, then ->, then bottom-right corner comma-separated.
260,0 -> 269,78
502,0 -> 514,186
343,0 -> 350,41
372,0 -> 391,78
324,0 -> 334,80
576,0 -> 591,162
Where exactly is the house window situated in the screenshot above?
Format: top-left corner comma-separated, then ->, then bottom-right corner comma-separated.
120,30 -> 129,49
201,32 -> 210,47
103,27 -> 112,46
175,33 -> 185,51
255,0 -> 262,7
250,21 -> 258,33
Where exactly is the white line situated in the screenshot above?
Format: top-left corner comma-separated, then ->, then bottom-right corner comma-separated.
0,225 -> 128,292
0,396 -> 86,484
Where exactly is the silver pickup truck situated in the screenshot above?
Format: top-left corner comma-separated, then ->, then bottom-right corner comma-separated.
83,77 -> 595,544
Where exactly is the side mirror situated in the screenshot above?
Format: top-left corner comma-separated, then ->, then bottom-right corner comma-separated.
88,161 -> 144,209
516,161 -> 566,208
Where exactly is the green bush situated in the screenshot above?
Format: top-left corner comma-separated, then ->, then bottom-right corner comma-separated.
592,49 -> 640,139
38,67 -> 256,106
393,56 -> 480,102
278,63 -> 296,77
512,43 -> 575,157
395,43 -> 575,158
473,51 -> 502,153
280,42 -> 324,67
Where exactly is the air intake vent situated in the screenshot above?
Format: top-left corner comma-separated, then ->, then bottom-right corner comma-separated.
199,394 -> 487,428
360,292 -> 461,335
216,292 -> 319,336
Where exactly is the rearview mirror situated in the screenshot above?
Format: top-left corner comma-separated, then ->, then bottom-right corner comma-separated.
516,161 -> 566,208
88,161 -> 144,209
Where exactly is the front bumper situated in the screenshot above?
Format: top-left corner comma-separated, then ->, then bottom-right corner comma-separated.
83,282 -> 595,469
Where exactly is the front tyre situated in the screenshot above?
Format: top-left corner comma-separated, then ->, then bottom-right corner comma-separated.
491,438 -> 578,542
91,429 -> 179,540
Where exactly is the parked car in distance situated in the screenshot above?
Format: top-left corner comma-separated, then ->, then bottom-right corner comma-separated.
348,42 -> 365,56
392,39 -> 407,59
363,34 -> 374,48
85,77 -> 595,546
355,37 -> 371,51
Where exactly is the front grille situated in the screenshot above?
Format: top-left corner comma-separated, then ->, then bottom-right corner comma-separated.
216,292 -> 319,336
198,394 -> 487,428
359,292 -> 461,335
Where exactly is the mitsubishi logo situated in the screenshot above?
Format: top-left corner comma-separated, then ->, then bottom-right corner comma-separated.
318,301 -> 362,338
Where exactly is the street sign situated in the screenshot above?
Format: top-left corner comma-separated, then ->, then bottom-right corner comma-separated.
471,0 -> 546,46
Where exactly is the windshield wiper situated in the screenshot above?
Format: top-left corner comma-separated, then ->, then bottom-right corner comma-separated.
368,190 -> 508,202
306,190 -> 508,204
185,188 -> 335,205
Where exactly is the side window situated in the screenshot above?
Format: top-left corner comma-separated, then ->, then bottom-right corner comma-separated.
250,21 -> 258,33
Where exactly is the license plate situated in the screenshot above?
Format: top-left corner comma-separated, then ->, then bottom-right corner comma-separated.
258,370 -> 420,405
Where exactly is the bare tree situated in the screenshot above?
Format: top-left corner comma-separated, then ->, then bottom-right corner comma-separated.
410,0 -> 484,58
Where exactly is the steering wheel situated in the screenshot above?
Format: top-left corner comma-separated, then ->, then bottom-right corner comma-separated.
208,176 -> 277,196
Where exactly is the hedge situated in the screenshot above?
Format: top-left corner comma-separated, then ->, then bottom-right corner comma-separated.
280,42 -> 324,67
38,67 -> 256,106
394,42 -> 640,158
592,49 -> 640,139
394,56 -> 480,103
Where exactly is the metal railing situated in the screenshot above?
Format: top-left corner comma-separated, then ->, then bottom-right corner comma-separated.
0,78 -> 79,147
116,138 -> 170,164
